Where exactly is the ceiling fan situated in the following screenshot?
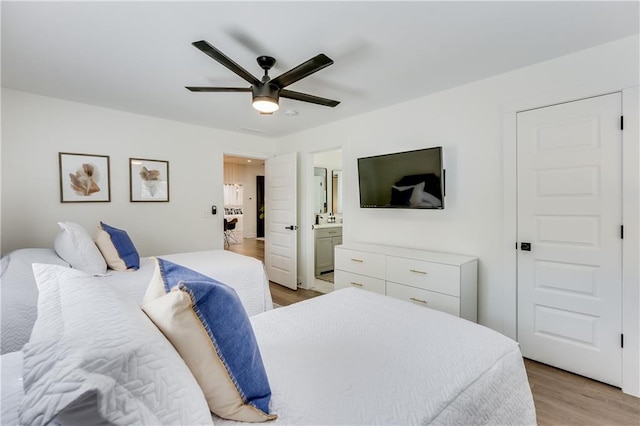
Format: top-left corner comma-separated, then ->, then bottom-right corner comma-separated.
186,40 -> 340,114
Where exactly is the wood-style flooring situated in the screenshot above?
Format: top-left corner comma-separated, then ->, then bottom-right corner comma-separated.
226,238 -> 640,425
226,238 -> 322,306
525,359 -> 639,425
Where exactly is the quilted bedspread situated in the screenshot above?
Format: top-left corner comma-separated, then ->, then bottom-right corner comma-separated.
1,248 -> 272,354
216,288 -> 537,425
0,249 -> 69,354
3,287 -> 535,425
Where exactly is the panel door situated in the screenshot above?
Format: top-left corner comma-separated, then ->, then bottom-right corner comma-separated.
265,152 -> 298,290
517,93 -> 622,386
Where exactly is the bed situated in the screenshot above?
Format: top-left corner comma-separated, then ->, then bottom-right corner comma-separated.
0,217 -> 535,425
0,247 -> 273,355
215,288 -> 536,425
1,260 -> 536,425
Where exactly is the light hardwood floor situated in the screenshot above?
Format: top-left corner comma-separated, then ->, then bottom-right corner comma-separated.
525,358 -> 639,425
227,238 -> 640,425
226,238 -> 323,306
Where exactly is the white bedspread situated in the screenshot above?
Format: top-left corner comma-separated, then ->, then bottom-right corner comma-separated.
217,288 -> 536,425
0,249 -> 69,354
0,351 -> 24,426
158,250 -> 272,317
1,248 -> 272,354
1,288 -> 535,425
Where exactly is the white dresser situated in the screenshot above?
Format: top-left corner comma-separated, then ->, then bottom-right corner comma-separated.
334,242 -> 478,322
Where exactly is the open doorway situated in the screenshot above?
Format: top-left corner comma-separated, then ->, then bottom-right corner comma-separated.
223,155 -> 265,262
309,149 -> 343,294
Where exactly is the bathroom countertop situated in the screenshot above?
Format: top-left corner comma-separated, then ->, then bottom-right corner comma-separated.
313,223 -> 343,229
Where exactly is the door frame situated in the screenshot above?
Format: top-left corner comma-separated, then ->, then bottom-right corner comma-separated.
303,147 -> 344,290
501,84 -> 639,396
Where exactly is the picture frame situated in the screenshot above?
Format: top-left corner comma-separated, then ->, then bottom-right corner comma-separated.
129,158 -> 170,202
59,152 -> 111,203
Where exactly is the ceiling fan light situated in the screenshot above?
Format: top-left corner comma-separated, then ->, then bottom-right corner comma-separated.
252,97 -> 279,113
252,83 -> 280,113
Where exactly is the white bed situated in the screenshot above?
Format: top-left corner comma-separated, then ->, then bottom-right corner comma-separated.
216,288 -> 536,425
1,287 -> 536,425
1,350 -> 25,425
0,248 -> 272,354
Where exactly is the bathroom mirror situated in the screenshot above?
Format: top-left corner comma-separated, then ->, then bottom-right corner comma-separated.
314,167 -> 327,214
332,170 -> 342,214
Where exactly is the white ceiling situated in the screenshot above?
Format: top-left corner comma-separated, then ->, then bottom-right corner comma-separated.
2,1 -> 638,139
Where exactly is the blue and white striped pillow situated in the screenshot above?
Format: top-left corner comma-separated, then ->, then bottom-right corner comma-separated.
142,258 -> 276,422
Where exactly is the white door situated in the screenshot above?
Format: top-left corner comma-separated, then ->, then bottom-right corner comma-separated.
517,93 -> 622,387
265,152 -> 298,290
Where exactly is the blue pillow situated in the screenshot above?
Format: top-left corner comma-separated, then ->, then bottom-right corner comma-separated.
96,222 -> 140,270
142,258 -> 276,422
156,255 -> 210,292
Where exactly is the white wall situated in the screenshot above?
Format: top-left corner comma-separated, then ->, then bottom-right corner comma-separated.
1,89 -> 276,256
277,35 -> 639,336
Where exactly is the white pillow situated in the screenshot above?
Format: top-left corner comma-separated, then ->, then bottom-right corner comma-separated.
28,260 -> 65,342
19,263 -> 213,426
54,221 -> 107,276
142,258 -> 276,422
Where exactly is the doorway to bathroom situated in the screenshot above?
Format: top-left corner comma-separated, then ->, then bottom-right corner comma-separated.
311,149 -> 343,294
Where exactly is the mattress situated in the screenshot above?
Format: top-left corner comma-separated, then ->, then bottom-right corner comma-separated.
217,288 -> 537,425
0,248 -> 272,354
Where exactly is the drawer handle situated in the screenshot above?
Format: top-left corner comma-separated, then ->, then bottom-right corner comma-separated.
350,282 -> 364,287
409,269 -> 427,275
350,258 -> 364,263
410,297 -> 427,304
329,231 -> 337,234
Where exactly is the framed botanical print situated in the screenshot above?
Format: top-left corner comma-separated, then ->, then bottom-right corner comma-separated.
59,152 -> 111,202
129,158 -> 170,202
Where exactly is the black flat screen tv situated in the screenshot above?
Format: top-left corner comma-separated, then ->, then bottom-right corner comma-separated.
358,147 -> 444,209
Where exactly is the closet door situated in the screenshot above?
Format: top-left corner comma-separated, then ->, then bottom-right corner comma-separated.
517,93 -> 622,386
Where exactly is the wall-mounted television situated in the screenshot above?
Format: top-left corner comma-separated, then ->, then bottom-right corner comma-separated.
358,147 -> 444,209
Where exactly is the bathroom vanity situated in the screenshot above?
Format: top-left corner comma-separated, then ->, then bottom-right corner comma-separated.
314,223 -> 343,276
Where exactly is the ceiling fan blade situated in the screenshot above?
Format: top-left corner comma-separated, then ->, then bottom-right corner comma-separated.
270,54 -> 334,89
186,87 -> 252,92
192,40 -> 261,86
280,89 -> 340,107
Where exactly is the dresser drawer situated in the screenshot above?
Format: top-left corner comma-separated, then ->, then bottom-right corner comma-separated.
386,282 -> 460,316
315,227 -> 342,239
386,256 -> 460,296
335,270 -> 386,295
335,248 -> 386,279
